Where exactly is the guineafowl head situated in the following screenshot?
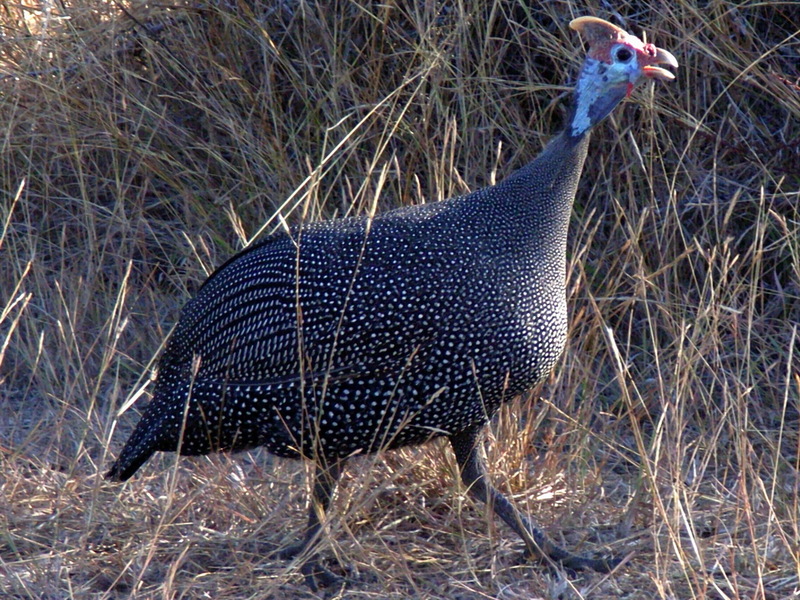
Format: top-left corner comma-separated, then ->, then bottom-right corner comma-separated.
568,16 -> 678,137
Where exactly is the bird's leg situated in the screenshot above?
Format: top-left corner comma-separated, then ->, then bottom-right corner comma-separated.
448,429 -> 620,573
278,458 -> 346,590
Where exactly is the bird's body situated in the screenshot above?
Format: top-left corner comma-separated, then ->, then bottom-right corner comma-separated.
110,132 -> 586,478
108,17 -> 677,587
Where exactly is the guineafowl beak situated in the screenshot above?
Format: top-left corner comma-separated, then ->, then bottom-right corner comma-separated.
641,47 -> 679,81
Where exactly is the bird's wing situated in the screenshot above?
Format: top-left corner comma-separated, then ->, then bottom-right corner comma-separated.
159,213 -> 466,387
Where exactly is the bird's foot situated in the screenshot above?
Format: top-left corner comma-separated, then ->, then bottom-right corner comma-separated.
520,548 -> 623,575
274,543 -> 351,592
300,558 -> 346,593
274,540 -> 306,560
559,553 -> 622,574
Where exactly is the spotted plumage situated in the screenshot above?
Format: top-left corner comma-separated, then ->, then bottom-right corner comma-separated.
108,17 -> 677,588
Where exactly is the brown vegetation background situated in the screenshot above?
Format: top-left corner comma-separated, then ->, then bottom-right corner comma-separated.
1,1 -> 798,598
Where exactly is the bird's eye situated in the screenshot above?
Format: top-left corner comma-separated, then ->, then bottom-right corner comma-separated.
615,47 -> 633,63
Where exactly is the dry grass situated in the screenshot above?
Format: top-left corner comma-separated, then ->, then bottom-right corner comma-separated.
1,0 -> 799,598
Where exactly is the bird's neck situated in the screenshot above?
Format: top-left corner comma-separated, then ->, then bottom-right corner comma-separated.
568,57 -> 629,137
502,128 -> 591,223
477,127 -> 591,277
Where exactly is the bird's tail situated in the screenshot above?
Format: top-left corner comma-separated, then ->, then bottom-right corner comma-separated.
105,391 -> 184,482
106,443 -> 154,481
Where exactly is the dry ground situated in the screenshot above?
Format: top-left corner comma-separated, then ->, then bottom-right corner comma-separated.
1,1 -> 799,598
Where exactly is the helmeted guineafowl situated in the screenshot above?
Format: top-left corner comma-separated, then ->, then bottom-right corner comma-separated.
107,16 -> 677,588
